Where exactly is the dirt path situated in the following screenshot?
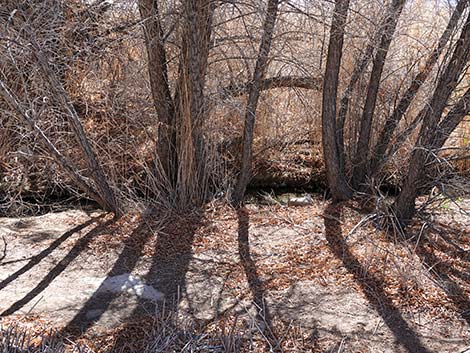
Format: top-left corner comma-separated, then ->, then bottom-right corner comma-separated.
0,200 -> 469,352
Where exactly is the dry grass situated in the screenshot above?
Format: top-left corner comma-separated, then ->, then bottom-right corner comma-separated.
1,308 -> 325,353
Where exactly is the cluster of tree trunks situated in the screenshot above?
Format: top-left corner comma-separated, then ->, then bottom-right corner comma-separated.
138,0 -> 215,204
1,0 -> 469,227
322,0 -> 470,224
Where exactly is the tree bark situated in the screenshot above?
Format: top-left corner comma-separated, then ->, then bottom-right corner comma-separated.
173,0 -> 215,204
181,0 -> 214,166
351,0 -> 406,190
336,22 -> 382,174
30,40 -> 120,215
139,0 -> 215,205
138,0 -> 177,185
232,0 -> 280,205
369,0 -> 469,176
321,0 -> 352,201
432,87 -> 470,151
394,11 -> 470,224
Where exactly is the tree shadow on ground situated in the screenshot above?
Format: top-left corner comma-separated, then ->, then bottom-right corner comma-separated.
414,226 -> 470,325
62,208 -> 159,334
0,214 -> 113,317
148,210 -> 203,310
426,222 -> 469,263
0,215 -> 104,291
91,209 -> 204,352
236,207 -> 280,352
323,202 -> 431,353
61,208 -> 205,334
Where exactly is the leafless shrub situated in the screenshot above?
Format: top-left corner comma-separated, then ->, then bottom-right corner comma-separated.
0,324 -> 92,353
0,0 -> 468,219
2,303 -> 321,353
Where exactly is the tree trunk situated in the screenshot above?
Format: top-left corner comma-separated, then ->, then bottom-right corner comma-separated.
30,40 -> 120,215
174,0 -> 214,204
369,0 -> 468,176
351,0 -> 405,190
181,0 -> 214,168
139,0 -> 214,205
232,0 -> 280,205
336,21 -> 382,174
394,11 -> 470,224
0,80 -> 106,210
138,0 -> 177,185
321,0 -> 352,201
432,87 -> 470,151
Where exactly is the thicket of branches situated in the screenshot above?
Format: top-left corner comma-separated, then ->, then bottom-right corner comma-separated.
0,0 -> 469,225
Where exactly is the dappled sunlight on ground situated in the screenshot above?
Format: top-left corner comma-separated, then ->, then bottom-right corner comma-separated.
1,198 -> 469,352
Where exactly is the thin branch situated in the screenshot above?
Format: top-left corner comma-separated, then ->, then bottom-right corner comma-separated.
221,75 -> 322,98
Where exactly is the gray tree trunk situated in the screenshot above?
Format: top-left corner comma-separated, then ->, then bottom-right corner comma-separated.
139,0 -> 214,205
30,40 -> 120,215
336,20 -> 383,174
232,0 -> 280,205
351,0 -> 406,190
138,0 -> 177,185
321,0 -> 352,201
432,87 -> 470,151
181,0 -> 214,169
394,11 -> 470,224
368,0 -> 468,176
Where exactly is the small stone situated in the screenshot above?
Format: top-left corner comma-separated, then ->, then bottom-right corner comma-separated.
245,204 -> 259,213
288,194 -> 315,206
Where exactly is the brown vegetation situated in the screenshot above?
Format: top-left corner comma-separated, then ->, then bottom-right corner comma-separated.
0,0 -> 469,351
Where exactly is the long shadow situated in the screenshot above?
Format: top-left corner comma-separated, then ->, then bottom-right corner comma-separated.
145,210 -> 202,309
415,240 -> 470,325
100,210 -> 203,352
62,208 -> 156,334
323,203 -> 431,353
0,215 -> 103,291
427,223 -> 469,262
236,207 -> 279,351
1,216 -> 115,317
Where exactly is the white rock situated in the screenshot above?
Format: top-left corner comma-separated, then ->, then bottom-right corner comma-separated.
288,195 -> 315,206
98,273 -> 164,302
245,204 -> 259,213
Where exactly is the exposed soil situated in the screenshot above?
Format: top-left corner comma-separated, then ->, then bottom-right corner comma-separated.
0,197 -> 469,352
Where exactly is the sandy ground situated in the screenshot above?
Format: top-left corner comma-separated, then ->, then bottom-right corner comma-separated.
0,199 -> 469,352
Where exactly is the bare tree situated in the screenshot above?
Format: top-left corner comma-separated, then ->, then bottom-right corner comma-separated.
321,0 -> 352,201
350,0 -> 406,190
0,0 -> 120,214
31,42 -> 121,214
138,0 -> 215,205
178,0 -> 215,200
0,81 -> 106,209
336,26 -> 380,175
1,0 -> 468,229
138,0 -> 177,185
368,0 -> 469,177
394,10 -> 470,223
232,0 -> 280,205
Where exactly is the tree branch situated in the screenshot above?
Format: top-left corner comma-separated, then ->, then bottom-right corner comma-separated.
221,75 -> 322,98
